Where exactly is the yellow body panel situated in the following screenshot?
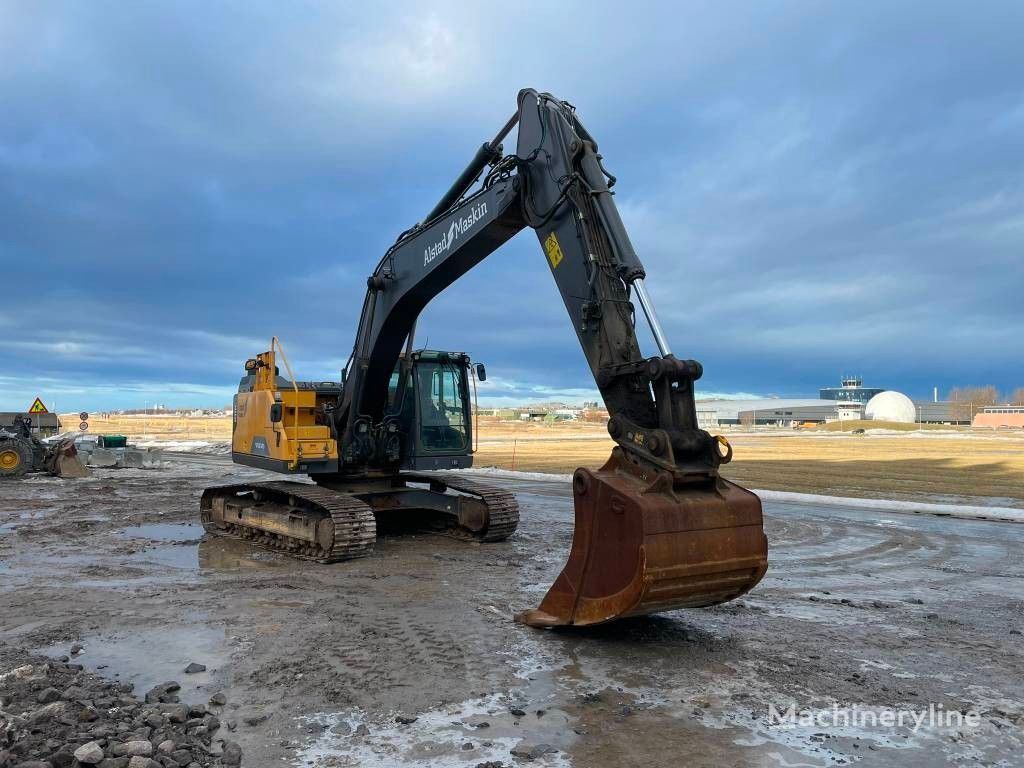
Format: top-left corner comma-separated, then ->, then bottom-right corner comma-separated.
232,349 -> 338,471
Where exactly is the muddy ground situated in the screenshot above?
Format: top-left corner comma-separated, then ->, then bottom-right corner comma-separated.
2,456 -> 1023,767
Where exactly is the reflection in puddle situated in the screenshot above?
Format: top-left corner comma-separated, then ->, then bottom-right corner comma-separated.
5,536 -> 288,584
197,537 -> 288,571
36,624 -> 230,699
120,523 -> 204,570
128,544 -> 199,569
121,522 -> 203,542
118,524 -> 292,573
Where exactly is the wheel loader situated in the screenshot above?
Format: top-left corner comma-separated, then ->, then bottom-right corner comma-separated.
202,89 -> 768,627
0,416 -> 89,479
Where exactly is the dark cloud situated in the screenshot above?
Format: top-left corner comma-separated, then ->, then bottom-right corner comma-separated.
1,2 -> 1021,410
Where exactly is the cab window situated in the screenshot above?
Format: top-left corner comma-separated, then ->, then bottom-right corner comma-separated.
417,363 -> 468,452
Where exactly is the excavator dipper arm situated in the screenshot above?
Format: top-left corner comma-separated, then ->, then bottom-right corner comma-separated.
339,173 -> 526,443
339,89 -> 768,626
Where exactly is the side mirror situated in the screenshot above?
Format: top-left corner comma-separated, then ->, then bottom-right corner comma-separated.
475,363 -> 487,382
269,403 -> 283,423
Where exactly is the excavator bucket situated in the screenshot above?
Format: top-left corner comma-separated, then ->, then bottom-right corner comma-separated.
516,449 -> 767,628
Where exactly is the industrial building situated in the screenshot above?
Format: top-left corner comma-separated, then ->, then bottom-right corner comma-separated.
0,412 -> 62,437
696,396 -> 969,428
912,401 -> 968,424
972,406 -> 1024,429
815,375 -> 968,423
697,399 -> 841,427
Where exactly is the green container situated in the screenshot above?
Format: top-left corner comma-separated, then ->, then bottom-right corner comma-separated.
97,435 -> 128,448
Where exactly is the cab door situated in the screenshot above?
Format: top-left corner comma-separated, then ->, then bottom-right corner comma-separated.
407,361 -> 472,469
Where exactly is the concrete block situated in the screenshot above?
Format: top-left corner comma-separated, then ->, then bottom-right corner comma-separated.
88,448 -> 118,468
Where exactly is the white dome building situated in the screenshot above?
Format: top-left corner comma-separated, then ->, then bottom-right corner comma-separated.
864,391 -> 916,424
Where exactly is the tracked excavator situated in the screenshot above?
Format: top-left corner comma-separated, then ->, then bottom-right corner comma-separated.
201,89 -> 768,627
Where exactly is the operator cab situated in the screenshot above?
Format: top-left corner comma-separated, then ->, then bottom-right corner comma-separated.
387,350 -> 477,471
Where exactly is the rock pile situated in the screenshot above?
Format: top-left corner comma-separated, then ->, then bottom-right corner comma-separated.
0,654 -> 241,767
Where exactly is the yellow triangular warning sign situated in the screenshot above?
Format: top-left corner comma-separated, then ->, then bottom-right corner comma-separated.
28,397 -> 48,414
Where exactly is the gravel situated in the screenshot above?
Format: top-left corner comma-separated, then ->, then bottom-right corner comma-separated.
0,654 -> 242,767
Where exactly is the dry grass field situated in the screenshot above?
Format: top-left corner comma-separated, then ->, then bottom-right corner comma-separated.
720,430 -> 1024,504
65,413 -> 1024,504
472,418 -> 1024,504
72,412 -> 233,441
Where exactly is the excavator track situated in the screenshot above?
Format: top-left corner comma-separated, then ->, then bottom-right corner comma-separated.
200,481 -> 376,563
405,473 -> 520,542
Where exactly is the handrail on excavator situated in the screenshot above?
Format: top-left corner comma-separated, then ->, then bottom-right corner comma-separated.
271,336 -> 301,470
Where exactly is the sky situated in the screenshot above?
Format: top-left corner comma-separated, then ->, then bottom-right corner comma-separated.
1,2 -> 1022,411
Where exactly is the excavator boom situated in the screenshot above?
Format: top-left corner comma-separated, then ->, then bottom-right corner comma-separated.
205,89 -> 768,627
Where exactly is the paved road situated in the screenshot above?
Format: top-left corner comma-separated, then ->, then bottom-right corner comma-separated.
1,461 -> 1022,767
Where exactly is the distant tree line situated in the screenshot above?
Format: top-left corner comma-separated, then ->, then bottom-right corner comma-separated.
947,386 -> 1024,420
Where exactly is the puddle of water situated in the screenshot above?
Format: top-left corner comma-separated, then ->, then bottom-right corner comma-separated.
197,538 -> 289,572
128,544 -> 199,569
115,524 -> 291,574
117,537 -> 290,575
121,522 -> 203,542
36,624 -> 230,699
5,552 -> 100,571
117,523 -> 209,571
712,703 -> 949,762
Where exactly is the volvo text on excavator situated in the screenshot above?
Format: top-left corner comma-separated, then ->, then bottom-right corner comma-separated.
201,89 -> 768,627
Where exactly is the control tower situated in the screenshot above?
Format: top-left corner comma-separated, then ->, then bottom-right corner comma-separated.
819,376 -> 885,404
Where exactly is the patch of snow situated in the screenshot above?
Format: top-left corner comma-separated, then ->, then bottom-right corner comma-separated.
295,695 -> 569,768
43,431 -> 87,443
130,440 -> 231,454
452,467 -> 574,483
455,468 -> 1023,523
755,490 -> 1024,523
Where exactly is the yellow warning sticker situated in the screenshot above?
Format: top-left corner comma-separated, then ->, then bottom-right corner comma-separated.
28,397 -> 48,414
543,231 -> 564,269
